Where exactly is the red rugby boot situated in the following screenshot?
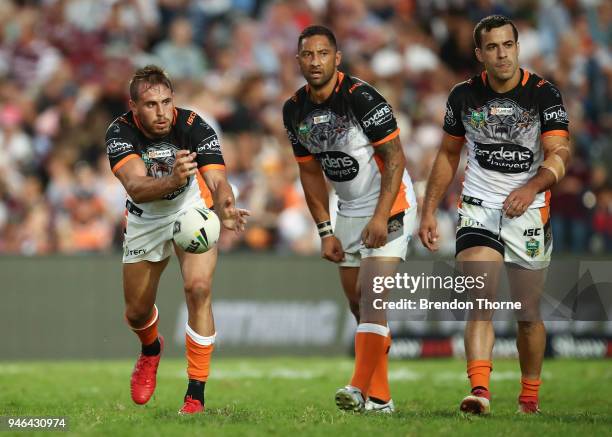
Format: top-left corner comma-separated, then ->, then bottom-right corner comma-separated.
130,336 -> 164,405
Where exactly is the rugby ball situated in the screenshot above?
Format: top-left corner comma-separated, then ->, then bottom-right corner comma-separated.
173,207 -> 221,253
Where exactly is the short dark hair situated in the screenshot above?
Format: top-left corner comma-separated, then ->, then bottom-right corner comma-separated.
129,65 -> 173,101
473,15 -> 518,48
297,25 -> 337,52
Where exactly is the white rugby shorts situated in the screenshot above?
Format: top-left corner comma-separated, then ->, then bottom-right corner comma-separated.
456,195 -> 552,269
334,207 -> 417,268
122,199 -> 207,264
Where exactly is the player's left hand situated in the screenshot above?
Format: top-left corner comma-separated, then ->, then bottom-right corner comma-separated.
362,216 -> 388,249
503,185 -> 537,218
219,196 -> 250,232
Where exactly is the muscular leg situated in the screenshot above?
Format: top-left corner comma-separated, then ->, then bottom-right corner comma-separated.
123,258 -> 169,329
339,266 -> 360,322
457,246 -> 503,362
507,265 -> 546,381
174,244 -> 217,336
174,244 -> 218,409
123,258 -> 169,405
345,257 -> 398,399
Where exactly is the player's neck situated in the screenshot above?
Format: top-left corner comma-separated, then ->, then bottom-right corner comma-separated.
486,67 -> 522,93
308,70 -> 338,104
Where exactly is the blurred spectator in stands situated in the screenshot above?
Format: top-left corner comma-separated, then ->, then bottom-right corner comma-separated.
154,16 -> 207,79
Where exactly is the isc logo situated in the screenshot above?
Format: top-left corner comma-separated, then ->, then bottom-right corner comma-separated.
523,228 -> 541,237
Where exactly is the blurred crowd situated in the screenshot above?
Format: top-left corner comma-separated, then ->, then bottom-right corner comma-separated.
0,0 -> 610,256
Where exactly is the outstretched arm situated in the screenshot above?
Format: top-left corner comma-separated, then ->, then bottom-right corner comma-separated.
202,169 -> 249,232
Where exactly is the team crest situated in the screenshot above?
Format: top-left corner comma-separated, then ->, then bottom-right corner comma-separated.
298,123 -> 309,135
525,238 -> 540,258
469,110 -> 486,128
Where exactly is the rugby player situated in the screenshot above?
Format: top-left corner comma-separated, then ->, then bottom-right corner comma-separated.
283,25 -> 417,413
419,16 -> 570,414
105,65 -> 249,414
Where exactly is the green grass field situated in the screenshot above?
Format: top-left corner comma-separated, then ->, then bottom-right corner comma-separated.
1,358 -> 611,436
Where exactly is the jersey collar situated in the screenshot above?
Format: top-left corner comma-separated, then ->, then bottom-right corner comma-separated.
481,69 -> 530,93
305,71 -> 346,104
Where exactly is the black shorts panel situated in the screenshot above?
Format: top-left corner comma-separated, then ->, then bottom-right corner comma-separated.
456,226 -> 504,257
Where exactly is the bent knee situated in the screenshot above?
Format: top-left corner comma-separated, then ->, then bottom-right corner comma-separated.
184,279 -> 212,298
125,306 -> 155,328
517,320 -> 544,331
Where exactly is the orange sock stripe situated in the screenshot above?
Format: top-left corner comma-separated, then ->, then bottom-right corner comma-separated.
520,378 -> 541,398
467,359 -> 492,391
186,335 -> 214,381
127,306 -> 159,346
350,331 -> 387,394
366,333 -> 392,402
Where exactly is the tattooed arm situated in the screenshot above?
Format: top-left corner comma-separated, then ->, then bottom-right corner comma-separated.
362,136 -> 406,249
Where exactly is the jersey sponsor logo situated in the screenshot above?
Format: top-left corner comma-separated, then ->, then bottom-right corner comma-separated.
489,107 -> 513,116
523,228 -> 541,237
348,82 -> 363,93
285,128 -> 300,147
444,102 -> 456,127
313,114 -> 330,124
196,135 -> 221,154
124,247 -> 146,257
316,151 -> 359,182
147,149 -> 172,159
186,111 -> 196,126
361,103 -> 393,129
473,142 -> 534,173
543,105 -> 568,124
106,139 -> 133,155
458,215 -> 484,229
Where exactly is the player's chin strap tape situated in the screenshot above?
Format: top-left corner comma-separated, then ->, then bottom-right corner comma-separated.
126,199 -> 144,217
317,220 -> 334,239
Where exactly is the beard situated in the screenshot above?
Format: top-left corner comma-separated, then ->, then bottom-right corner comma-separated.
305,69 -> 335,90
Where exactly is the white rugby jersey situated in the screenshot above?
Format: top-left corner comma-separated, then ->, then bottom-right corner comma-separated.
283,73 -> 415,217
444,69 -> 569,209
105,108 -> 225,219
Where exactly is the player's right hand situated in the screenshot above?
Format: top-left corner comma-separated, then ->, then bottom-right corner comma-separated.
418,213 -> 439,252
321,236 -> 345,263
171,150 -> 197,187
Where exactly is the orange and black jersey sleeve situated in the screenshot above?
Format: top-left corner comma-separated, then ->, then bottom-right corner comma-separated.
181,111 -> 226,172
536,79 -> 569,137
443,83 -> 467,139
282,95 -> 313,162
105,116 -> 140,174
348,81 -> 399,146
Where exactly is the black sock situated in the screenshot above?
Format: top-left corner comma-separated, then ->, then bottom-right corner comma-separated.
141,338 -> 160,356
368,396 -> 388,405
185,379 -> 205,404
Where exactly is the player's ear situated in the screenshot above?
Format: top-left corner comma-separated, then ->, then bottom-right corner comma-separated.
335,50 -> 342,67
474,47 -> 483,63
128,99 -> 137,113
516,41 -> 520,57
